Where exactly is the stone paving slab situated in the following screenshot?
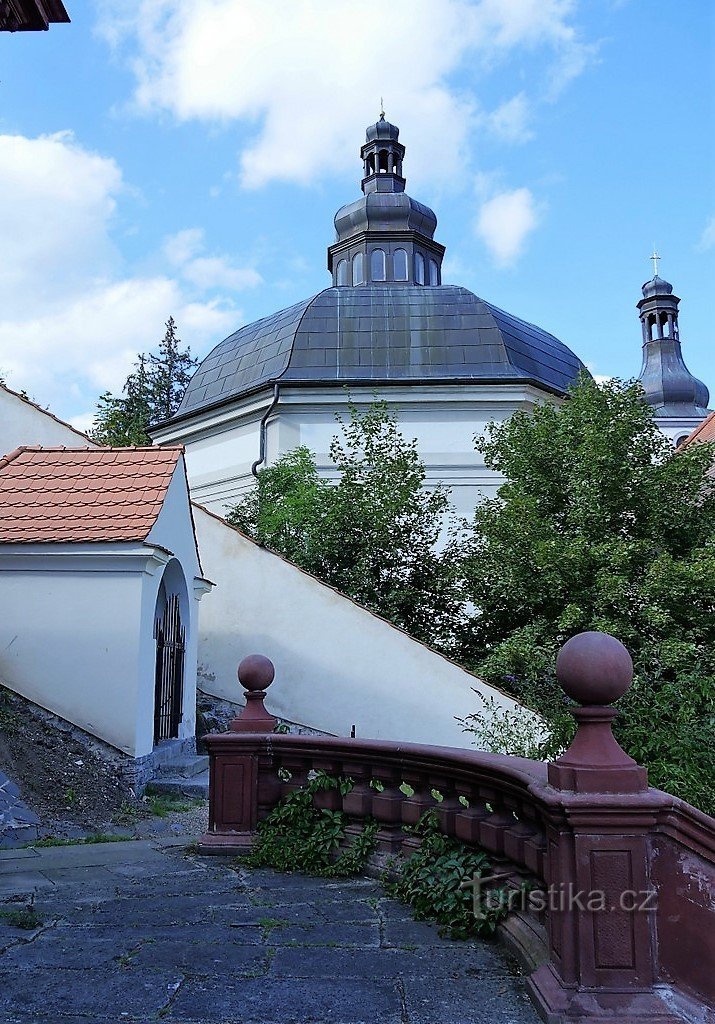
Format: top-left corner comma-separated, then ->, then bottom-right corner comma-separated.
0,840 -> 540,1024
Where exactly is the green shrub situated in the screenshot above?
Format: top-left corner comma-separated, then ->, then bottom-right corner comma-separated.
242,772 -> 378,878
385,811 -> 507,939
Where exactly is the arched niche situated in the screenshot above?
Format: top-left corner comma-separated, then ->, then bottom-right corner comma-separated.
153,558 -> 190,746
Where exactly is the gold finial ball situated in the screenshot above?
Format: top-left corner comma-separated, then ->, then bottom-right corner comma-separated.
238,654 -> 275,693
556,631 -> 633,706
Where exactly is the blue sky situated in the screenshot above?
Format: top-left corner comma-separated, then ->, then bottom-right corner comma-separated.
0,0 -> 712,429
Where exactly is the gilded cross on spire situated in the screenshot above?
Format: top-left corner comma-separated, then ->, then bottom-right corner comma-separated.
379,97 -> 385,121
650,248 -> 660,277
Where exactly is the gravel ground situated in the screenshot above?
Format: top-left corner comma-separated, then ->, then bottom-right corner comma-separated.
0,685 -> 209,845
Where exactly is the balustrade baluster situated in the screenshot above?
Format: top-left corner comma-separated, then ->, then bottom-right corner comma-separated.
371,764 -> 406,854
454,784 -> 489,844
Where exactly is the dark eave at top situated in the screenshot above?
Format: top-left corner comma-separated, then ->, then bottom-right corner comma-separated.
0,0 -> 69,30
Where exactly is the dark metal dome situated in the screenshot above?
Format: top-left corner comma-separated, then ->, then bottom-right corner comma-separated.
641,275 -> 674,299
365,114 -> 400,142
334,191 -> 438,242
173,285 -> 586,420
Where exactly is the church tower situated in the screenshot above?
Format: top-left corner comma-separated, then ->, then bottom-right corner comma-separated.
327,111 -> 445,288
636,256 -> 710,444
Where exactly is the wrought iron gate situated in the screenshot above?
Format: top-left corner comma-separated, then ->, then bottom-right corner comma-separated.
153,593 -> 185,744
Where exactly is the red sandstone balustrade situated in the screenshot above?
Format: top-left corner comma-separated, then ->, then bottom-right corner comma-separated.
199,636 -> 715,1024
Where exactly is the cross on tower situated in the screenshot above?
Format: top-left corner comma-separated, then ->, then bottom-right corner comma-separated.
650,248 -> 660,277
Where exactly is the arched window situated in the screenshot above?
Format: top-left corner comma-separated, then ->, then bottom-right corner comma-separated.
392,152 -> 400,173
367,154 -> 375,175
371,248 -> 386,281
378,149 -> 389,172
393,248 -> 408,281
428,259 -> 439,286
336,259 -> 348,286
415,252 -> 425,285
648,314 -> 657,341
352,251 -> 365,285
675,434 -> 689,448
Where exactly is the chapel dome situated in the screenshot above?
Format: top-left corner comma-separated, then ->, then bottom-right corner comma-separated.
173,285 -> 586,420
170,115 -> 587,424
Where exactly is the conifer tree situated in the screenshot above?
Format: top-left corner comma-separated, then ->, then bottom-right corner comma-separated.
90,318 -> 197,446
148,317 -> 198,422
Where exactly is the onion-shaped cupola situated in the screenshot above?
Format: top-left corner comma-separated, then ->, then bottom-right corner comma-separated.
328,110 -> 445,288
637,256 -> 709,417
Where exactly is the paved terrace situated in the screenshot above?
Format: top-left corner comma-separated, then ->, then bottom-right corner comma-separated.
0,839 -> 538,1024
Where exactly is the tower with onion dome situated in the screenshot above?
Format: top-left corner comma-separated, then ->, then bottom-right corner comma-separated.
636,255 -> 710,445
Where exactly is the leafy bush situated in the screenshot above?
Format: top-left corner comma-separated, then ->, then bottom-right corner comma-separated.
459,376 -> 715,813
459,691 -> 550,760
242,773 -> 378,878
385,811 -> 506,939
227,401 -> 465,653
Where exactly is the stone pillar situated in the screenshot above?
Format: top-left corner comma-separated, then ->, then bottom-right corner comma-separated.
528,631 -> 680,1023
198,655 -> 276,854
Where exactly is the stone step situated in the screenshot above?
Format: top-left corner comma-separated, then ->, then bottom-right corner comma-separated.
147,771 -> 209,799
155,755 -> 209,779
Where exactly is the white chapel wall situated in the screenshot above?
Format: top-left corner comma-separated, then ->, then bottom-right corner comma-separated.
0,555 -> 146,755
192,504 -> 527,748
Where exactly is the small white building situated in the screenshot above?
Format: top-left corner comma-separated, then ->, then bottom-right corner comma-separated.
0,445 -> 211,774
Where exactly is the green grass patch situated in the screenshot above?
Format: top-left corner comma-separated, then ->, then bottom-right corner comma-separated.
0,906 -> 43,930
31,833 -> 135,848
144,793 -> 202,818
258,916 -> 289,939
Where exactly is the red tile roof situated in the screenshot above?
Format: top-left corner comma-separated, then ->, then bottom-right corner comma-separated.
683,411 -> 715,447
0,446 -> 183,543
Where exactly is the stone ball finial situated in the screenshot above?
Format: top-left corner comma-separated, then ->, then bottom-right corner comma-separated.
556,631 -> 633,706
238,654 -> 275,693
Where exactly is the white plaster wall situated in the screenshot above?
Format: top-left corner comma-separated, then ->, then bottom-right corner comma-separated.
192,504 -> 527,748
156,384 -> 544,520
655,415 -> 707,447
0,386 -> 97,455
0,553 -> 146,755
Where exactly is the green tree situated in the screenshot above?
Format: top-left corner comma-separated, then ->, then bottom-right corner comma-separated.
459,374 -> 715,812
147,316 -> 198,422
90,318 -> 197,445
228,401 -> 465,652
91,354 -> 153,446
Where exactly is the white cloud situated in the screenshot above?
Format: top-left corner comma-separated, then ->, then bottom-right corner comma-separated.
0,276 -> 237,397
486,93 -> 534,143
0,132 -> 122,316
97,0 -> 592,190
586,363 -> 614,386
476,186 -> 540,266
0,132 -> 241,418
697,216 -> 715,252
164,227 -> 263,291
67,411 -> 96,436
